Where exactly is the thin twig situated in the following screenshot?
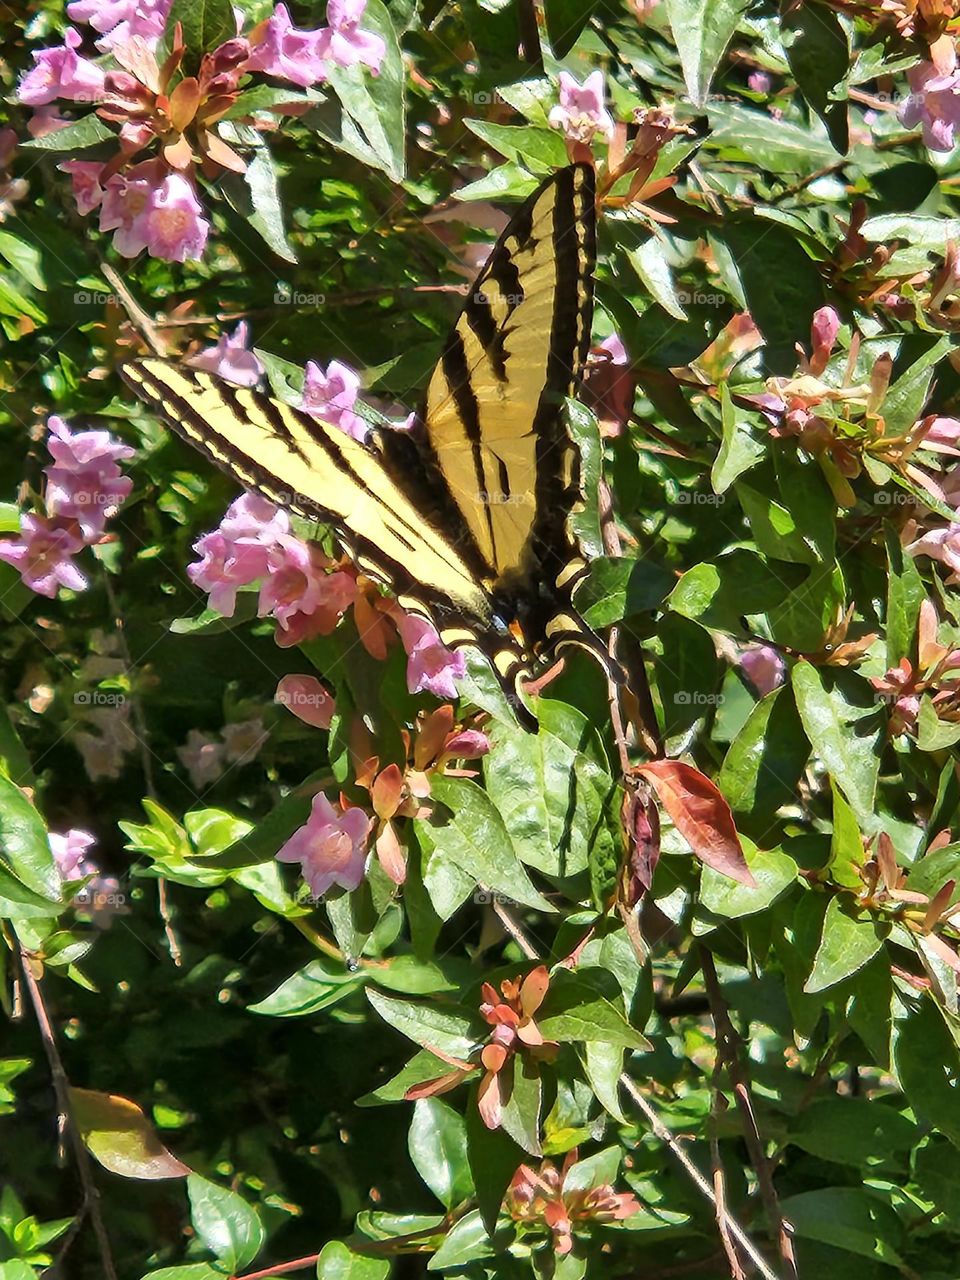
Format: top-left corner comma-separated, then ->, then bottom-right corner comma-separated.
701,950 -> 797,1280
492,904 -> 781,1280
100,261 -> 166,356
232,1254 -> 321,1280
19,947 -> 119,1280
710,1086 -> 748,1280
101,574 -> 182,967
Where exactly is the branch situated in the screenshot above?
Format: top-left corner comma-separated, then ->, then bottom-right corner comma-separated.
19,947 -> 118,1280
232,1255 -> 320,1280
701,949 -> 798,1280
492,905 -> 781,1280
100,261 -> 166,356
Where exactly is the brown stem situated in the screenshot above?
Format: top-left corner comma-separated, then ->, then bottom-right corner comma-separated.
701,949 -> 797,1280
232,1254 -> 321,1280
19,948 -> 118,1280
100,261 -> 166,356
710,1086 -> 748,1280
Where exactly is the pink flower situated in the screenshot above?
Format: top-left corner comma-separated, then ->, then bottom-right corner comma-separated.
27,105 -> 70,138
748,70 -> 772,94
396,614 -> 466,700
276,792 -> 371,897
548,70 -> 615,144
60,159 -> 105,214
188,322 -> 264,387
246,3 -> 329,87
271,569 -> 358,647
916,416 -> 960,456
177,729 -> 226,790
808,306 -> 840,377
44,417 -> 134,539
222,717 -> 268,765
100,166 -> 208,261
189,494 -> 290,616
739,644 -> 786,696
908,523 -> 960,582
276,674 -> 336,728
67,0 -> 172,47
0,514 -> 87,598
17,28 -> 106,106
899,58 -> 960,152
259,535 -> 331,627
317,0 -> 386,73
301,360 -> 367,440
50,829 -> 97,880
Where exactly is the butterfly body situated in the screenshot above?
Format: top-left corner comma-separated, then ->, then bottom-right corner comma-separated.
121,163 -> 618,730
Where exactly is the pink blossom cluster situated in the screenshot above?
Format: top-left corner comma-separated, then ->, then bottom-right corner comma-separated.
188,490 -> 466,701
0,417 -> 134,599
177,718 -> 268,791
549,71 -> 615,145
899,46 -> 960,152
50,828 -> 127,925
17,0 -> 386,261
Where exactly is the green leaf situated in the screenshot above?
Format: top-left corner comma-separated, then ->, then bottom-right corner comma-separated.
164,0 -> 235,56
861,214 -> 960,250
316,1242 -> 390,1280
140,1269 -> 225,1280
713,219 -> 826,374
544,0 -> 597,56
698,839 -> 798,923
464,121 -> 569,171
804,897 -> 886,993
221,148 -> 297,264
70,1088 -> 190,1180
366,989 -> 478,1059
0,231 -> 45,291
324,0 -> 406,182
654,613 -> 721,740
22,115 -> 116,151
0,277 -> 46,325
917,696 -> 960,751
423,775 -> 554,912
428,1210 -> 507,1270
894,996 -> 960,1148
782,0 -> 849,153
248,959 -> 365,1017
885,523 -> 924,669
0,774 -> 58,902
409,1098 -> 474,1209
792,664 -> 883,828
573,556 -> 673,628
565,400 -> 605,560
191,772 -> 328,869
538,973 -> 650,1050
882,336 -> 955,435
914,1140 -> 960,1218
498,1056 -> 543,1155
712,383 -> 764,493
669,550 -> 806,633
778,1188 -> 903,1265
665,0 -> 750,106
625,240 -> 688,322
789,1098 -> 917,1165
828,781 -> 865,890
187,1175 -> 264,1273
482,700 -> 616,878
718,687 -> 810,828
466,1099 -> 524,1233
707,102 -> 839,173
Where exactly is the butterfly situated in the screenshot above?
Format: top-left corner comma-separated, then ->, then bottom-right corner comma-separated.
121,162 -> 620,731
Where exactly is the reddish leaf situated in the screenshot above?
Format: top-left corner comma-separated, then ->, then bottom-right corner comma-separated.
622,790 -> 661,904
636,760 -> 754,886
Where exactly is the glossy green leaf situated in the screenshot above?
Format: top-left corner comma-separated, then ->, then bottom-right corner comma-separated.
805,897 -> 886,993
70,1088 -> 190,1180
789,1098 -> 917,1164
699,839 -> 798,923
778,1188 -> 903,1264
187,1175 -> 264,1272
718,687 -> 810,828
792,664 -> 883,828
538,973 -> 650,1050
316,1242 -> 391,1279
366,989 -> 478,1059
782,0 -> 849,153
409,1098 -> 474,1209
665,0 -> 750,106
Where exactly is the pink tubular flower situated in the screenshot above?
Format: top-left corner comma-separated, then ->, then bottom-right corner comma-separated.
222,717 -> 268,765
396,614 -> 466,700
739,643 -> 786,696
548,70 -> 615,144
50,829 -> 97,880
60,159 -> 105,214
808,306 -> 840,377
0,515 -> 86,598
67,0 -> 172,48
44,417 -> 134,539
189,494 -> 290,616
246,3 -> 330,87
899,57 -> 960,152
317,0 -> 386,73
915,415 -> 960,456
100,165 -> 208,261
259,535 -> 333,627
177,729 -> 226,790
188,322 -> 265,387
276,792 -> 371,897
28,105 -> 70,138
17,28 -> 106,106
301,360 -> 367,440
908,523 -> 960,583
275,674 -> 336,728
